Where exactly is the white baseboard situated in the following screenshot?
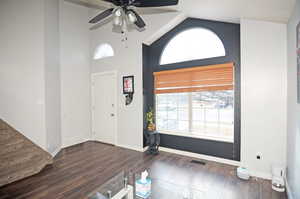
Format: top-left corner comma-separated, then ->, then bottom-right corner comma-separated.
51,147 -> 61,157
62,138 -> 90,148
285,177 -> 294,199
143,146 -> 149,152
117,144 -> 144,152
159,147 -> 274,180
248,170 -> 272,180
159,147 -> 241,166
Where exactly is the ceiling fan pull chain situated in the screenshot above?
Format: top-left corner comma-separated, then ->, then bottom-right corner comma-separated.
122,31 -> 128,48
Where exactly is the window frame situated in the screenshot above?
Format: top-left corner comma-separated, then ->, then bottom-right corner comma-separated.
155,91 -> 235,143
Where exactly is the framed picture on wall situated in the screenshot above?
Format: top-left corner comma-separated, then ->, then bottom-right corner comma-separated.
297,21 -> 300,103
123,76 -> 134,94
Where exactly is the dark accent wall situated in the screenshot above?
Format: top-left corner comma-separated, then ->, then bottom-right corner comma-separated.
143,18 -> 241,161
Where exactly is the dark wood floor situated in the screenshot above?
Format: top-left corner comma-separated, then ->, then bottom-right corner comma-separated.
0,141 -> 287,199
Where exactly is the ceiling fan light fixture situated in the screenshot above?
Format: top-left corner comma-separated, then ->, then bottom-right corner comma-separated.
114,8 -> 122,17
127,11 -> 137,23
87,0 -> 179,32
113,16 -> 122,26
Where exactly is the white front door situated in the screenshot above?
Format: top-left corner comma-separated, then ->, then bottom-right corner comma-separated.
92,71 -> 117,145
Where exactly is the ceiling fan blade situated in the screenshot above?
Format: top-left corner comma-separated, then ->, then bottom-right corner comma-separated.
133,0 -> 179,7
129,9 -> 146,28
89,8 -> 114,24
101,0 -> 121,6
90,16 -> 113,30
135,7 -> 178,15
64,0 -> 111,10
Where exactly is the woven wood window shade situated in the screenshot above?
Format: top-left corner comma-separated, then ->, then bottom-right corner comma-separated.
154,62 -> 234,94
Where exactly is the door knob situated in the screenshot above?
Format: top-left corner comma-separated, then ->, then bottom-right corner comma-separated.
111,113 -> 115,117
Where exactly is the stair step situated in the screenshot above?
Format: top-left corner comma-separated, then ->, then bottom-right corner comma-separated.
0,131 -> 24,147
0,121 -> 8,130
0,139 -> 25,156
0,129 -> 15,142
0,118 -> 53,187
0,148 -> 43,169
0,129 -> 36,148
0,144 -> 43,160
0,153 -> 52,176
0,141 -> 52,168
0,155 -> 52,186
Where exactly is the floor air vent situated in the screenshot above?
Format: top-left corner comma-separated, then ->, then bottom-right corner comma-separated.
190,160 -> 206,165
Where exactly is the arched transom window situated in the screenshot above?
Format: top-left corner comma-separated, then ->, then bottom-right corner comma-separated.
160,28 -> 226,65
93,43 -> 114,60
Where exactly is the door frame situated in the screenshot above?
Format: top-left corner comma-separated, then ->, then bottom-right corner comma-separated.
91,70 -> 118,145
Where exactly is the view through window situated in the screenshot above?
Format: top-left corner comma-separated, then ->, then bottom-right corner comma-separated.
156,91 -> 234,142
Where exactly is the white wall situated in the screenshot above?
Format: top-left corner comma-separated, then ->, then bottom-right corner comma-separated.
287,0 -> 300,198
0,0 -> 62,154
241,19 -> 287,178
45,0 -> 62,155
0,0 -> 47,149
90,12 -> 182,151
60,1 -> 91,148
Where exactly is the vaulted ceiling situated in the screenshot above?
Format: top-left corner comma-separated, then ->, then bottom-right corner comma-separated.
175,0 -> 295,23
68,0 -> 296,23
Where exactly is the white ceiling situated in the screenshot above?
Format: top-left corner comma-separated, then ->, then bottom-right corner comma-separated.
174,0 -> 295,23
68,0 -> 296,24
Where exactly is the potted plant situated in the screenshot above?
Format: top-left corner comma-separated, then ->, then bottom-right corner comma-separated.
145,107 -> 160,155
146,108 -> 156,132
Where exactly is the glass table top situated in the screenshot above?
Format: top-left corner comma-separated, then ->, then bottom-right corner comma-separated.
87,169 -> 205,199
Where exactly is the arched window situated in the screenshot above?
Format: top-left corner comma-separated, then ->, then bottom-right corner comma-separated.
93,43 -> 114,60
160,28 -> 226,65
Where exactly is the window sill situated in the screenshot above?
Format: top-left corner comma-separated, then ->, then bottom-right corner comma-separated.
158,130 -> 234,143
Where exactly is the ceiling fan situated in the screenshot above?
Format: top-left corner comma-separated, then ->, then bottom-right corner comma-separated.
66,0 -> 179,31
